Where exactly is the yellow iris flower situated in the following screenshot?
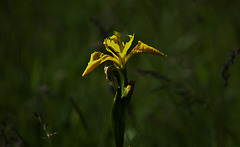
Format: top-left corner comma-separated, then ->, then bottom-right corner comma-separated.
82,31 -> 167,77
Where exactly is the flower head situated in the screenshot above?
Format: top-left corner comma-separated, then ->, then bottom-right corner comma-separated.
82,31 -> 167,77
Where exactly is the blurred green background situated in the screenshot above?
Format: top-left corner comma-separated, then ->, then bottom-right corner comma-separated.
1,0 -> 240,146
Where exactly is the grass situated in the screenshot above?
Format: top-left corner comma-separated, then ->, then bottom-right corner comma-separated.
1,0 -> 240,146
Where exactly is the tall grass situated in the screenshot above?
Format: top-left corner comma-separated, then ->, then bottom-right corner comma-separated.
1,0 -> 240,146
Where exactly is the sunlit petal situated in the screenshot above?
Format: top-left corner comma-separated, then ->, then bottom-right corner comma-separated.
121,34 -> 134,57
109,31 -> 124,52
104,38 -> 121,53
104,39 -> 119,59
126,41 -> 167,62
82,52 -> 120,77
111,31 -> 123,47
110,31 -> 122,43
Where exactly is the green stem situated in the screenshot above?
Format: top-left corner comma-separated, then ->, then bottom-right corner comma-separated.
112,87 -> 125,147
111,68 -> 128,147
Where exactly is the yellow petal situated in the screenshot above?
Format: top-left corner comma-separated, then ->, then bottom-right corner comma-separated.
103,39 -> 119,59
104,38 -> 121,54
104,31 -> 124,53
121,34 -> 134,57
82,52 -> 119,77
111,31 -> 123,50
110,31 -> 122,42
126,41 -> 167,62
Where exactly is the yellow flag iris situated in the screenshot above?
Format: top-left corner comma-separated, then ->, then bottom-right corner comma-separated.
82,31 -> 167,77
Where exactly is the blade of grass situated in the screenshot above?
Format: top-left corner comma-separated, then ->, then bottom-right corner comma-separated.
68,97 -> 89,134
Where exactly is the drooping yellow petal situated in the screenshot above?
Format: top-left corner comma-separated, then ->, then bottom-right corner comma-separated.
82,52 -> 120,77
121,34 -> 134,57
126,41 -> 167,62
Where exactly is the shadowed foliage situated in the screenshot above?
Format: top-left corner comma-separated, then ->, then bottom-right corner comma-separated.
1,0 -> 240,146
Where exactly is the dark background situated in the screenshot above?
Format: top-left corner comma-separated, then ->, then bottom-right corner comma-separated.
1,0 -> 240,146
